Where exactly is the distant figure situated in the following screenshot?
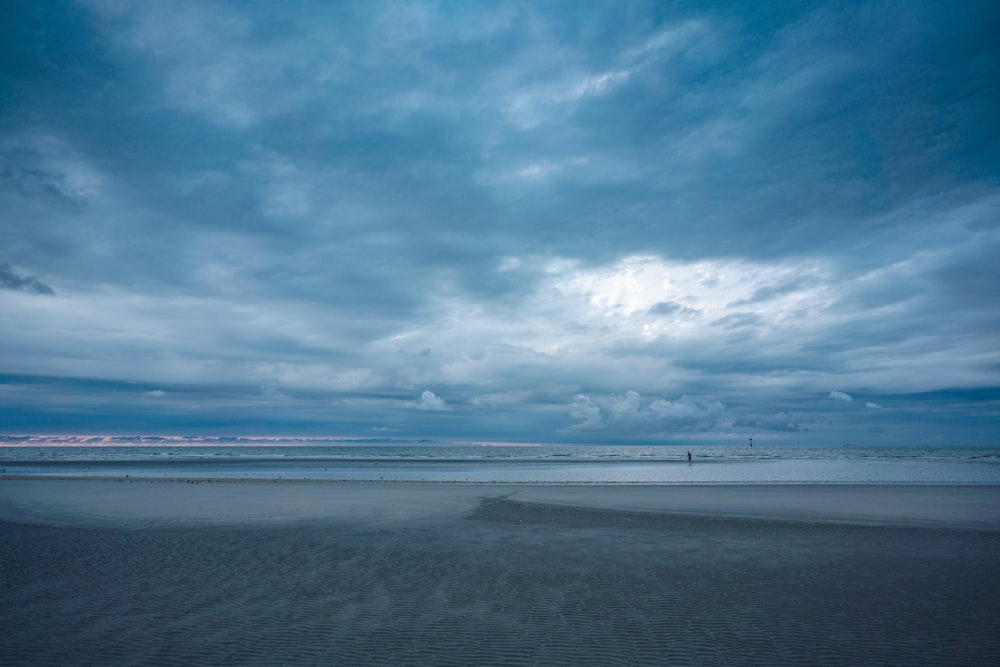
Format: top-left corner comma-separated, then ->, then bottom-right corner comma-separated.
749,437 -> 753,447
687,451 -> 692,463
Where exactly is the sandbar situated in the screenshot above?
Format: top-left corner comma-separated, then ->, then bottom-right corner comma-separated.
1,478 -> 998,529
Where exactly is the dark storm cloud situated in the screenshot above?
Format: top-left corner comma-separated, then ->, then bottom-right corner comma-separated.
648,301 -> 700,317
0,0 -> 997,443
727,276 -> 821,308
0,263 -> 54,295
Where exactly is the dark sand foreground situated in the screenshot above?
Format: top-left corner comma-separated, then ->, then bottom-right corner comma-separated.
2,480 -> 999,665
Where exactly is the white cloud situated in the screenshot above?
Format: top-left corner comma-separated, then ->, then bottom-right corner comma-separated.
553,253 -> 832,323
570,71 -> 631,99
828,391 -> 853,402
569,394 -> 602,429
415,390 -> 446,410
625,20 -> 714,65
142,389 -> 165,398
569,390 -> 724,432
866,402 -> 882,409
648,395 -> 725,424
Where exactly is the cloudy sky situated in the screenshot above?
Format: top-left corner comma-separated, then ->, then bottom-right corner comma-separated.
1,0 -> 998,445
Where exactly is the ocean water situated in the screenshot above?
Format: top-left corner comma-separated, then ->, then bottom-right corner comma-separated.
2,443 -> 998,484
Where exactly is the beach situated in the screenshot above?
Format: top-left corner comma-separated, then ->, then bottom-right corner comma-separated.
2,479 -> 999,665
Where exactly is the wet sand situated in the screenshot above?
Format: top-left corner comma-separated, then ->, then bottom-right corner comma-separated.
2,480 -> 999,665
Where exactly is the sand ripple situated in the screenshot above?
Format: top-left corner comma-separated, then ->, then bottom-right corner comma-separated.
2,499 -> 999,665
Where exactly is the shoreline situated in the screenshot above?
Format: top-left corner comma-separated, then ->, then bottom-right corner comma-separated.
5,472 -> 1000,485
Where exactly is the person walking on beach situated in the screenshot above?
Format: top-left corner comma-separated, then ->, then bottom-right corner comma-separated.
687,451 -> 692,463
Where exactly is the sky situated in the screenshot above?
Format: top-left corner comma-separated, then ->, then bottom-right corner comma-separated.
1,0 -> 998,446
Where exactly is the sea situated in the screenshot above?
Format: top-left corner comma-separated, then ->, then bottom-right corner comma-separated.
1,441 -> 998,484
